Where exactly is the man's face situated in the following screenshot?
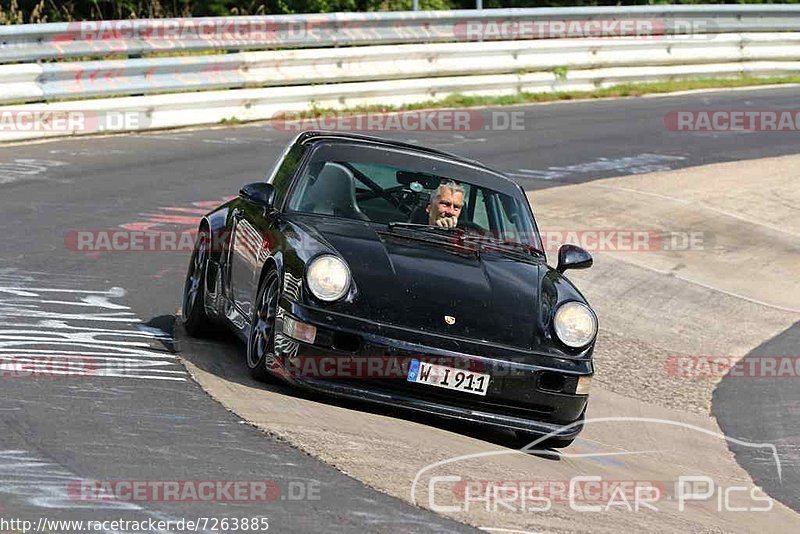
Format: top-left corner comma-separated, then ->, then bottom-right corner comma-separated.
427,187 -> 464,228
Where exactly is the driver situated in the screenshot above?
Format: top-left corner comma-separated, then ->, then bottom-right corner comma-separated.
427,180 -> 464,228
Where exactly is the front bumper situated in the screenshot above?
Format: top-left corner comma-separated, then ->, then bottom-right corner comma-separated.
271,299 -> 592,438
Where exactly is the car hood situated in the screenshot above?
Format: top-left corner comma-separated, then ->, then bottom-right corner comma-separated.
290,216 -> 545,350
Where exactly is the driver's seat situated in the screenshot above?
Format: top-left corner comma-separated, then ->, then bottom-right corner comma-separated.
301,162 -> 370,221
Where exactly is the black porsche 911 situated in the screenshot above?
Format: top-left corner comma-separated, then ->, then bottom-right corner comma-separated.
182,130 -> 596,447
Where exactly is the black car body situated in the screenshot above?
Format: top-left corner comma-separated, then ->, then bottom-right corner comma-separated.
183,131 -> 597,446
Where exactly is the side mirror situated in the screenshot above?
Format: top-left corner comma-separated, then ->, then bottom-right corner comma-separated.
239,182 -> 275,208
556,244 -> 593,274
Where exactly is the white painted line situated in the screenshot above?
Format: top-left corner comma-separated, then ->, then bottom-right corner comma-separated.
624,260 -> 800,314
0,309 -> 139,322
0,334 -> 155,348
0,274 -> 186,381
0,349 -> 180,360
0,286 -> 127,297
589,182 -> 800,238
1,321 -> 172,339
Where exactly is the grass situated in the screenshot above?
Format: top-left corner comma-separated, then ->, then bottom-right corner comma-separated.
19,72 -> 795,111
289,75 -> 800,117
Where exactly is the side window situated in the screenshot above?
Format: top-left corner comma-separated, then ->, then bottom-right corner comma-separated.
498,198 -> 516,229
495,194 -> 534,244
471,189 -> 490,230
269,142 -> 306,209
350,163 -> 399,189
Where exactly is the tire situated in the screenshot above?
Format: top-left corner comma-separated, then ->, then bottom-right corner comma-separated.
516,432 -> 576,450
182,228 -> 213,337
247,270 -> 280,382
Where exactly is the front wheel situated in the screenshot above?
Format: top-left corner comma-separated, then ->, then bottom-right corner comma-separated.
247,271 -> 280,382
182,228 -> 213,337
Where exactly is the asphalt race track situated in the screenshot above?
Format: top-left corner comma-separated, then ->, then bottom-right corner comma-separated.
0,85 -> 798,531
714,321 -> 800,512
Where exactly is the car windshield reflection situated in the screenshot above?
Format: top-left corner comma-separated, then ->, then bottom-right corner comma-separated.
287,143 -> 542,251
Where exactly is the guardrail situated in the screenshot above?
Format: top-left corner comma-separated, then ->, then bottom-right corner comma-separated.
3,32 -> 799,106
3,6 -> 800,64
1,6 -> 799,142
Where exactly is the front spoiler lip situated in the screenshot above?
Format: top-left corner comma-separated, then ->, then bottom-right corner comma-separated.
285,299 -> 595,375
270,304 -> 590,437
274,371 -> 585,438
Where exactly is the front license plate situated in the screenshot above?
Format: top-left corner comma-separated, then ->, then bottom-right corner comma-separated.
407,359 -> 490,396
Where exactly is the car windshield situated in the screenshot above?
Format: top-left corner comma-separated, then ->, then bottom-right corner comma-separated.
287,142 -> 542,251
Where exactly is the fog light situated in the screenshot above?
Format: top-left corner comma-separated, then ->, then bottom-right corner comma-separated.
576,375 -> 592,395
538,372 -> 566,392
282,315 -> 317,344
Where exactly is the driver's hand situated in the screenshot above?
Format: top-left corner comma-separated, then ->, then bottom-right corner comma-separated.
435,216 -> 457,228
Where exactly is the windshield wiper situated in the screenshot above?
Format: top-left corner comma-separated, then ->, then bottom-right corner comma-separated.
458,233 -> 544,258
381,223 -> 477,256
387,222 -> 454,232
384,224 -> 543,258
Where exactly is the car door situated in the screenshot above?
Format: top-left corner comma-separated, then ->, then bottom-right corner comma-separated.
226,138 -> 309,320
228,201 -> 272,320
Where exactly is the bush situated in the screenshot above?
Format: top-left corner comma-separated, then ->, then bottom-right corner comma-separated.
2,0 -> 799,24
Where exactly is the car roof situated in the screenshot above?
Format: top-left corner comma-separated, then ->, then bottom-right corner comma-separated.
293,130 -> 519,188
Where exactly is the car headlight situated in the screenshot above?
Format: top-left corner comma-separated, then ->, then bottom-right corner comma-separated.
554,302 -> 597,348
306,255 -> 351,302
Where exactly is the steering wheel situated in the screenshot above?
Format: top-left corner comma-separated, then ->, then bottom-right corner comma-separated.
385,187 -> 418,214
344,164 -> 412,215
